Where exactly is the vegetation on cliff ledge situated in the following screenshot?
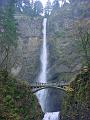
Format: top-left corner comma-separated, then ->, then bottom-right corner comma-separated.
61,67 -> 90,120
0,71 -> 43,120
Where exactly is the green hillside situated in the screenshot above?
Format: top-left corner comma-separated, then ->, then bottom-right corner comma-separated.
0,71 -> 43,120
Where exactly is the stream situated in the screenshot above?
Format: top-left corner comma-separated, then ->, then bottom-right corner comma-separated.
36,18 -> 60,120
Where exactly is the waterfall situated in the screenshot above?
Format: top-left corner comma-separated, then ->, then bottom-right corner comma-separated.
36,18 -> 59,120
39,18 -> 47,83
36,18 -> 47,112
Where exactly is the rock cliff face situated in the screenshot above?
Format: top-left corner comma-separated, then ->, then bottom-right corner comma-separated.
45,0 -> 90,112
47,0 -> 90,82
12,14 -> 43,83
45,5 -> 81,111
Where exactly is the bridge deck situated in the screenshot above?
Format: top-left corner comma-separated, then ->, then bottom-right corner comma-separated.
30,82 -> 69,87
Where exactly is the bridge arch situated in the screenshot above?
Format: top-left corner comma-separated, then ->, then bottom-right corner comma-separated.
32,86 -> 66,93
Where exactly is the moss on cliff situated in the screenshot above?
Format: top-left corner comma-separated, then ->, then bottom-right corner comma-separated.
61,67 -> 90,120
0,71 -> 43,120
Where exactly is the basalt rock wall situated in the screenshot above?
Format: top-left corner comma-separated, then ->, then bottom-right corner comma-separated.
45,0 -> 90,112
12,14 -> 43,83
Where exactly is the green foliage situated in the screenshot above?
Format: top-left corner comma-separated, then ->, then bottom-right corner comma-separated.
52,0 -> 60,10
78,28 -> 90,67
34,1 -> 43,16
0,0 -> 17,70
61,69 -> 90,120
16,0 -> 43,17
0,71 -> 43,120
55,31 -> 65,38
44,0 -> 52,17
0,0 -> 17,46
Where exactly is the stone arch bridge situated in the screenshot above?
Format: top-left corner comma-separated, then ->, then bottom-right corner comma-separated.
30,82 -> 74,93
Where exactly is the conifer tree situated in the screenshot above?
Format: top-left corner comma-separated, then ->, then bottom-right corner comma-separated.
44,0 -> 52,16
34,0 -> 43,16
52,0 -> 60,10
0,0 -> 17,70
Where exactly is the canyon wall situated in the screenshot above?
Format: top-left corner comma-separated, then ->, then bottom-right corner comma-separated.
12,14 -> 43,83
45,0 -> 90,112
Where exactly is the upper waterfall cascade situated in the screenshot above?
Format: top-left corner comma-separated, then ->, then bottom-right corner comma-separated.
39,18 -> 47,83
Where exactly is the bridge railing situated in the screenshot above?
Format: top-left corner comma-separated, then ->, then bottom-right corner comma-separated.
30,82 -> 69,88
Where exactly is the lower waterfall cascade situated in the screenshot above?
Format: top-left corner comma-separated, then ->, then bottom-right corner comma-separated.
43,112 -> 59,120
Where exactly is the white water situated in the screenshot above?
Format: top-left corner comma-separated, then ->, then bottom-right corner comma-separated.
43,112 -> 59,120
39,18 -> 47,83
36,18 -> 48,112
36,18 -> 59,120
